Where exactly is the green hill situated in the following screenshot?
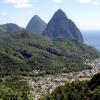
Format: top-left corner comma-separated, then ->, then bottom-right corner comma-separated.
0,30 -> 100,76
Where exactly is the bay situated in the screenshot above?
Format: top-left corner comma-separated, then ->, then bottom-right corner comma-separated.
82,30 -> 100,51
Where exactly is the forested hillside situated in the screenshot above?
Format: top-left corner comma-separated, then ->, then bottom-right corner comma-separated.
41,73 -> 100,100
0,29 -> 100,76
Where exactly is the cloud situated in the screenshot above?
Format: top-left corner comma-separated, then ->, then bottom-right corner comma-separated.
93,1 -> 100,5
4,0 -> 32,8
14,3 -> 32,8
0,11 -> 7,16
79,0 -> 92,3
77,0 -> 100,5
53,0 -> 63,3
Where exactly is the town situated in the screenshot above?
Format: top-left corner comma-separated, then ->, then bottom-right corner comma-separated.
29,58 -> 100,100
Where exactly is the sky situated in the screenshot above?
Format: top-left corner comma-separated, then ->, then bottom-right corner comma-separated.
0,0 -> 100,30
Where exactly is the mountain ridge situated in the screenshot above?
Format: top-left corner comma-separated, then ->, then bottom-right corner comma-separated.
0,23 -> 21,32
43,9 -> 84,43
26,15 -> 47,34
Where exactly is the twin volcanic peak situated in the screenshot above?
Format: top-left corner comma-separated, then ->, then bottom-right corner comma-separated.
0,9 -> 84,43
26,15 -> 47,34
43,9 -> 84,43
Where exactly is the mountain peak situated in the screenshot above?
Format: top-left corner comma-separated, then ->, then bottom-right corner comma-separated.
26,15 -> 47,34
34,15 -> 39,17
56,9 -> 66,14
33,15 -> 41,20
53,9 -> 68,20
43,9 -> 84,43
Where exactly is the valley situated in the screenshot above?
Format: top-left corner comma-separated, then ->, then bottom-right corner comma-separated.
0,9 -> 100,100
28,58 -> 100,100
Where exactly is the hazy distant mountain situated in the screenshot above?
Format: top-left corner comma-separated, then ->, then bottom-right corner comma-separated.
43,9 -> 83,43
26,15 -> 47,34
0,23 -> 21,32
0,26 -> 6,32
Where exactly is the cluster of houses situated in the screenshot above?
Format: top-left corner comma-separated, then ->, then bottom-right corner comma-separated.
29,58 -> 100,100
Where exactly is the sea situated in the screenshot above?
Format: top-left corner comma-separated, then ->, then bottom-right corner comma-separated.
82,30 -> 100,51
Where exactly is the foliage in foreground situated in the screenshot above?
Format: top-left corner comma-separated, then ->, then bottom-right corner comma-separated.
41,73 -> 100,100
0,77 -> 33,100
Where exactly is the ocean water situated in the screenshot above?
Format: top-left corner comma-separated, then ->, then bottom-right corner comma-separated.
82,30 -> 100,51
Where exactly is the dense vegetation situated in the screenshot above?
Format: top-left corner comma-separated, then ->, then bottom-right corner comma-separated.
41,73 -> 100,100
0,77 -> 33,100
0,30 -> 100,76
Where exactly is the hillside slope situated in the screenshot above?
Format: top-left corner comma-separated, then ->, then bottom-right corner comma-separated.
0,30 -> 100,76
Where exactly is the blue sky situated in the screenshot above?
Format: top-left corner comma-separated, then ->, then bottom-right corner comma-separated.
0,0 -> 100,30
